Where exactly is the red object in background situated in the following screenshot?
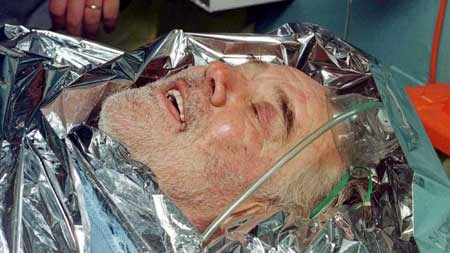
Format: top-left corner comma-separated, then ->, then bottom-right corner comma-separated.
406,84 -> 450,155
429,0 -> 448,84
406,0 -> 450,155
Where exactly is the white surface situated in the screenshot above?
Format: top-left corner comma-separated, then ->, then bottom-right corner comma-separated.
190,0 -> 288,12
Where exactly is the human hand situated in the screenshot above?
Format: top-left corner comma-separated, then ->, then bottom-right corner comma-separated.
49,0 -> 120,38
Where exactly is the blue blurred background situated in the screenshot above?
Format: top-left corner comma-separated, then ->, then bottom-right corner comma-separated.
255,0 -> 449,89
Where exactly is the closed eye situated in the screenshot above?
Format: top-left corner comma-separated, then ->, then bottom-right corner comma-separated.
251,103 -> 260,122
251,102 -> 277,137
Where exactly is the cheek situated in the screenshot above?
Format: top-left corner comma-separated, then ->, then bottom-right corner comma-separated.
205,115 -> 262,151
197,115 -> 273,185
200,140 -> 274,190
239,156 -> 274,184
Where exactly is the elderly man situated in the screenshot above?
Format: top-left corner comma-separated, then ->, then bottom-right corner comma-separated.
99,61 -> 346,232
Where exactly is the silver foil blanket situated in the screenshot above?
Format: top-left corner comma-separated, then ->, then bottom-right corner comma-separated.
0,23 -> 421,252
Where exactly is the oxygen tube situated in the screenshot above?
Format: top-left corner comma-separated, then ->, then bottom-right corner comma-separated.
201,100 -> 384,243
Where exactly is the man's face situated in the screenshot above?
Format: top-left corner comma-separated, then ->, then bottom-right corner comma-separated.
99,62 -> 342,231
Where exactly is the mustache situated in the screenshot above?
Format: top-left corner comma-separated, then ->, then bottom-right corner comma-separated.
144,67 -> 212,132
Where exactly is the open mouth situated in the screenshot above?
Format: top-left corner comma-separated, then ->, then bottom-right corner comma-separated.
165,88 -> 185,123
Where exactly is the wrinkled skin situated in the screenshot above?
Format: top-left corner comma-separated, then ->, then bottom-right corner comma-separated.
99,62 -> 345,232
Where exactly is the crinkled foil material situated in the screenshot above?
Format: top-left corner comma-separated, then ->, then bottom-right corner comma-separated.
1,22 -> 440,252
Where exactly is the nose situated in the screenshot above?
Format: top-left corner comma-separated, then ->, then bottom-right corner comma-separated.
206,61 -> 246,107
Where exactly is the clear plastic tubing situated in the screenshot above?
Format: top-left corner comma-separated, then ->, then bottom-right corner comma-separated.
201,101 -> 384,243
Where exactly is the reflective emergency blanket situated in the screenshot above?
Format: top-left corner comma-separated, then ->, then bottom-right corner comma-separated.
0,23 -> 448,253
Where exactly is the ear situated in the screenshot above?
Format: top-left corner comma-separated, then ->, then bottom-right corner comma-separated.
220,201 -> 268,231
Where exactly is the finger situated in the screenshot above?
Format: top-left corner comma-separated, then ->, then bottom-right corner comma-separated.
84,0 -> 103,38
102,0 -> 120,32
49,0 -> 68,29
66,0 -> 86,36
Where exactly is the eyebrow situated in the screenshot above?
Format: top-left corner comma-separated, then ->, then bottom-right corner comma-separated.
276,87 -> 295,139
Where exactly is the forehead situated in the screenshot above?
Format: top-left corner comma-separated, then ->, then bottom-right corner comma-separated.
236,62 -> 320,96
237,62 -> 304,81
236,62 -> 280,80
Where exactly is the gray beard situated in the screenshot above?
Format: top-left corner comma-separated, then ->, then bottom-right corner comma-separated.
99,69 -> 243,231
